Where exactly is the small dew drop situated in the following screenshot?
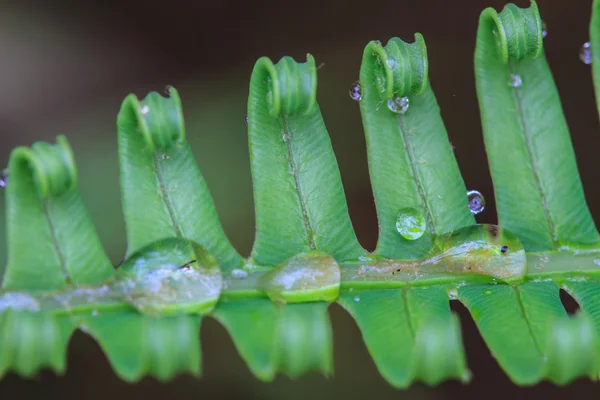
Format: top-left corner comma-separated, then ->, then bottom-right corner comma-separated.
160,154 -> 170,160
467,190 -> 485,215
245,115 -> 248,125
594,259 -> 600,266
508,74 -> 523,88
282,133 -> 290,142
395,207 -> 427,240
580,42 -> 592,65
140,105 -> 150,115
542,21 -> 547,38
387,96 -> 409,115
349,81 -> 362,101
231,269 -> 248,279
484,289 -> 493,295
0,169 -> 7,188
353,296 -> 361,302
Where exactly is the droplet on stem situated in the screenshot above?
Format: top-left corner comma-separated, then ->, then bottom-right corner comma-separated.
467,190 -> 485,215
580,42 -> 592,65
387,96 -> 409,114
231,269 -> 248,279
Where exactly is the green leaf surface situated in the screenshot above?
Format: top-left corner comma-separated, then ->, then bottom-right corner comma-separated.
475,1 -> 599,251
358,36 -> 474,259
275,302 -> 332,378
213,298 -> 278,381
338,287 -> 468,387
117,87 -> 242,271
247,56 -> 364,266
0,311 -> 73,377
80,311 -> 201,381
3,136 -> 113,290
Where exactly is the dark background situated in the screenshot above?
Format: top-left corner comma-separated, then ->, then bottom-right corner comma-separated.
0,0 -> 599,398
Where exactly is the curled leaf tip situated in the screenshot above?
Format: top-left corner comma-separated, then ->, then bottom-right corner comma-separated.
9,135 -> 77,200
119,86 -> 185,152
365,33 -> 428,100
481,1 -> 543,63
252,54 -> 317,117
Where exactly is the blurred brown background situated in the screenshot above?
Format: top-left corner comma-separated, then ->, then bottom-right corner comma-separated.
1,0 -> 599,398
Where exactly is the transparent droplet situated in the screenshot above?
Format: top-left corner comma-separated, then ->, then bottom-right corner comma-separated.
467,190 -> 485,215
349,81 -> 362,101
484,289 -> 493,295
594,259 -> 600,266
140,105 -> 150,115
387,96 -> 409,114
580,42 -> 592,65
0,169 -> 7,188
245,115 -> 248,125
282,133 -> 290,142
395,207 -> 426,240
508,74 -> 522,88
92,309 -> 99,317
542,21 -> 547,38
231,268 -> 248,279
160,154 -> 170,160
374,40 -> 382,46
259,252 -> 341,304
353,296 -> 361,302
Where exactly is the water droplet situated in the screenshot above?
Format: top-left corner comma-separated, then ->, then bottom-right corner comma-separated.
387,96 -> 409,114
92,309 -> 99,317
580,42 -> 592,65
259,252 -> 341,304
395,207 -> 426,240
484,289 -> 493,295
349,81 -> 362,101
0,169 -> 7,188
508,74 -> 522,88
374,40 -> 382,46
160,154 -> 170,160
542,21 -> 547,38
282,133 -> 290,142
353,296 -> 361,302
245,115 -> 248,125
117,238 -> 222,315
467,190 -> 485,215
0,292 -> 40,312
594,259 -> 600,266
140,105 -> 150,115
231,268 -> 248,279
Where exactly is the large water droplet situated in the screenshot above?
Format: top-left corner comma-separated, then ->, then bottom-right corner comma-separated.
0,169 -> 7,188
395,207 -> 426,240
259,251 -> 341,304
580,42 -> 592,65
542,21 -> 548,38
467,190 -> 485,215
231,268 -> 248,279
349,81 -> 362,101
387,96 -> 409,114
116,237 -> 222,315
508,74 -> 523,88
